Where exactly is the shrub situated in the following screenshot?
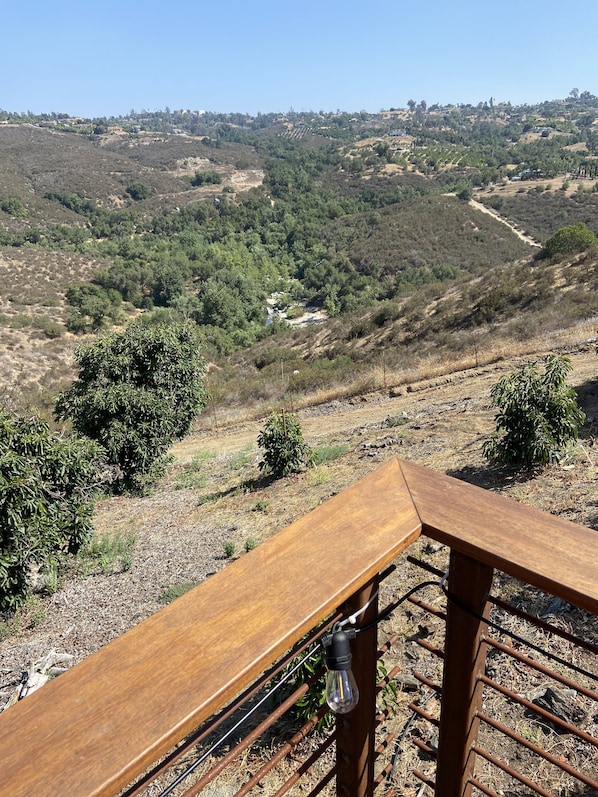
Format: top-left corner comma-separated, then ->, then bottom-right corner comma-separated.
347,318 -> 375,340
543,222 -> 598,258
32,316 -> 63,339
159,582 -> 195,604
483,354 -> 585,467
1,196 -> 27,217
80,530 -> 137,574
65,283 -> 123,333
312,443 -> 348,464
257,410 -> 313,478
223,540 -> 236,558
385,414 -> 409,428
0,409 -> 103,611
55,320 -> 208,494
191,170 -> 222,186
126,182 -> 153,201
372,302 -> 401,327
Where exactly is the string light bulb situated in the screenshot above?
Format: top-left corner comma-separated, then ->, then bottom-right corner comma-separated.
322,625 -> 359,714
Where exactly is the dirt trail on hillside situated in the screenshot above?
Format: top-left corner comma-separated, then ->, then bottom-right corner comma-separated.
175,346 -> 597,462
469,198 -> 542,247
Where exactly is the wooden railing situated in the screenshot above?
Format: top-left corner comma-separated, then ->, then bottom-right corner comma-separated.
0,458 -> 596,797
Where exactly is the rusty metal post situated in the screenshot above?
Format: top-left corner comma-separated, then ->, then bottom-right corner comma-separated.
435,550 -> 493,797
335,578 -> 379,797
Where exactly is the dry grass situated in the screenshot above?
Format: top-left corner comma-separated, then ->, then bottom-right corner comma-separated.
0,248 -> 111,403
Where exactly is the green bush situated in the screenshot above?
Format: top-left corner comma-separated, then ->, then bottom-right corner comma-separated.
1,196 -> 27,217
312,443 -> 348,465
126,182 -> 153,201
372,302 -> 401,327
0,409 -> 103,611
223,540 -> 236,558
257,410 -> 313,478
65,283 -> 123,333
191,170 -> 222,186
159,582 -> 195,604
543,222 -> 598,258
80,530 -> 137,574
55,320 -> 208,494
483,354 -> 585,467
32,316 -> 63,339
8,315 -> 31,329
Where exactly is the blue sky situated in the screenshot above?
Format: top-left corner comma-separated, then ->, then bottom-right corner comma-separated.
4,0 -> 598,118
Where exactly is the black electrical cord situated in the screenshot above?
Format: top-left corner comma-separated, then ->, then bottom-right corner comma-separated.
350,578 -> 597,685
438,583 -> 598,685
355,581 -> 598,681
348,577 -> 597,792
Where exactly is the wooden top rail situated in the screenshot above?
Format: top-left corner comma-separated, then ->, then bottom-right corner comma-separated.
0,458 -> 596,797
400,459 -> 598,614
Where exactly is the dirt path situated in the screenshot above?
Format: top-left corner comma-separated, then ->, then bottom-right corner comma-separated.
175,346 -> 597,462
469,198 -> 542,247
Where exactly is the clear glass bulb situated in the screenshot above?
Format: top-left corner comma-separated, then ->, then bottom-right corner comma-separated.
325,668 -> 359,714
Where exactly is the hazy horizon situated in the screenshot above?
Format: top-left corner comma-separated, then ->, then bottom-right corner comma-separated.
3,0 -> 597,119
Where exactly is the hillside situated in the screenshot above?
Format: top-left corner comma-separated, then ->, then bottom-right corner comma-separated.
1,99 -> 598,410
1,100 -> 597,797
1,343 -> 596,672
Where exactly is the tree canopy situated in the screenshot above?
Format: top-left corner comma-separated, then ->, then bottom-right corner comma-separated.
0,409 -> 102,610
55,320 -> 208,493
543,222 -> 598,258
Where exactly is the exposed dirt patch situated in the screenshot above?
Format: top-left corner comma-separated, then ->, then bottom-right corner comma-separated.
469,198 -> 542,247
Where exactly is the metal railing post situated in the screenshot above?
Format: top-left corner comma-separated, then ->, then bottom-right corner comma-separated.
335,578 -> 379,797
435,550 -> 493,797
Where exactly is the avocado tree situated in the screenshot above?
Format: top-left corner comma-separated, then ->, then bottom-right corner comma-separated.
56,319 -> 208,493
0,410 -> 102,611
483,354 -> 585,467
257,410 -> 313,479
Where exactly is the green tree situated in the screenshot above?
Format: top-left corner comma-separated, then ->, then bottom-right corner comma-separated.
126,182 -> 153,201
1,196 -> 27,217
483,354 -> 585,467
0,410 -> 102,611
65,283 -> 123,332
543,222 -> 597,258
257,410 -> 313,478
55,320 -> 208,494
190,170 -> 222,186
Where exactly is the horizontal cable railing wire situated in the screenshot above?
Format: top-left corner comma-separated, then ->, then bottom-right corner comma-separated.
394,551 -> 598,797
123,615 -> 341,797
124,565 -> 410,796
477,711 -> 598,792
484,635 -> 598,702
